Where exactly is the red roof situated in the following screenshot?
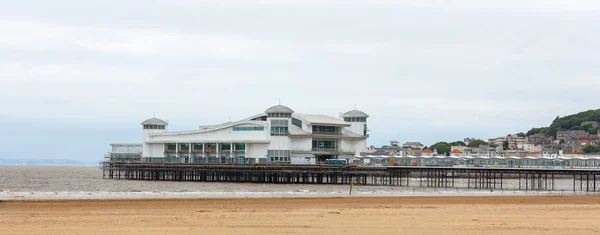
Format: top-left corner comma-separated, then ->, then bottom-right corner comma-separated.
451,149 -> 462,153
422,149 -> 433,153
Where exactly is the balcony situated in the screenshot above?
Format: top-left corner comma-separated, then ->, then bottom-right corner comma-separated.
191,149 -> 203,153
177,149 -> 189,153
165,149 -> 177,153
205,148 -> 217,153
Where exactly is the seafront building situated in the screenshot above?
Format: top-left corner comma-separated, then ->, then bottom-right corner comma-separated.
107,104 -> 369,164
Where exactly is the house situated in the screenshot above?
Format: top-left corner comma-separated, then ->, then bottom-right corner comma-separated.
523,143 -> 543,153
527,133 -> 553,146
490,135 -> 526,149
582,121 -> 600,128
402,142 -> 424,149
450,149 -> 464,157
421,148 -> 434,157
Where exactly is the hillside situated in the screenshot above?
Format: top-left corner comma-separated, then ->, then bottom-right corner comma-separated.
526,109 -> 600,137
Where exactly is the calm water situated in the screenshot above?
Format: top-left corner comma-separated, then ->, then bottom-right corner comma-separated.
0,166 -> 591,200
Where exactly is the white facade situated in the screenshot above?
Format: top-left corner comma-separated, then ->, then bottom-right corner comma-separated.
135,105 -> 369,164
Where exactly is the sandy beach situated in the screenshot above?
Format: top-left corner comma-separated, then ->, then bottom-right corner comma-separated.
2,196 -> 600,235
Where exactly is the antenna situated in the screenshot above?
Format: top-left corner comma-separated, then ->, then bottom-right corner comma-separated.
354,104 -> 356,110
153,112 -> 156,118
229,116 -> 232,122
278,98 -> 281,105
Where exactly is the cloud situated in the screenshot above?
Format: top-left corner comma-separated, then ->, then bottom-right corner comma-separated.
0,0 -> 599,160
0,20 -> 291,62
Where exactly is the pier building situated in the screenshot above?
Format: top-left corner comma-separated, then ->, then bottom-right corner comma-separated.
107,104 -> 369,164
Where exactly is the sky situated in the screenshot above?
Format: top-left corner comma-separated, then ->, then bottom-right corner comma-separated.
1,0 -> 599,160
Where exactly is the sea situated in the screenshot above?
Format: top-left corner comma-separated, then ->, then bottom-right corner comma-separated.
0,166 -> 593,200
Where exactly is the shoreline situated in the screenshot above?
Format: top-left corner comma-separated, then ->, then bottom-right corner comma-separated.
2,188 -> 595,201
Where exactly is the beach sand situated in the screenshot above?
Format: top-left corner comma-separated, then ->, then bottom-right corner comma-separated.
2,196 -> 600,235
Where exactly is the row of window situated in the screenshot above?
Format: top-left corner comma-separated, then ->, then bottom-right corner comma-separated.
268,113 -> 292,118
143,125 -> 165,130
270,119 -> 289,126
268,156 -> 290,162
268,150 -> 291,157
166,143 -> 244,151
233,126 -> 265,131
343,117 -> 367,122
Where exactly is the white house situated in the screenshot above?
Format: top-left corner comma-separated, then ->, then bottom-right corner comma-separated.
128,104 -> 369,165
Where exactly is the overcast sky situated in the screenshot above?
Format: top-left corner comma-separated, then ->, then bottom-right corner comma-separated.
1,0 -> 599,160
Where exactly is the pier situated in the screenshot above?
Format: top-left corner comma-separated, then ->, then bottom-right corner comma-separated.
102,162 -> 600,192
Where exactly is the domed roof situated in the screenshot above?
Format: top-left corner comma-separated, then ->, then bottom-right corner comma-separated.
141,118 -> 168,125
265,104 -> 294,114
341,110 -> 369,118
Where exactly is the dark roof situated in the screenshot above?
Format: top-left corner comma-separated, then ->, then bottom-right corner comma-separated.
141,118 -> 167,125
341,110 -> 369,118
265,105 -> 294,114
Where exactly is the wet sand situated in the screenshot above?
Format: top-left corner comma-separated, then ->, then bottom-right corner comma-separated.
2,196 -> 600,235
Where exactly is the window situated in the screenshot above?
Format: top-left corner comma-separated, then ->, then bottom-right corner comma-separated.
166,144 -> 176,151
292,118 -> 302,127
221,144 -> 231,151
180,144 -> 189,150
193,144 -> 203,150
235,144 -> 245,151
270,126 -> 289,135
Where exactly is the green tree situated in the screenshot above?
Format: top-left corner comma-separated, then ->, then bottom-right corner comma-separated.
467,139 -> 487,147
502,141 -> 509,150
448,141 -> 466,146
516,132 -> 526,137
430,142 -> 451,156
526,127 -> 549,136
583,145 -> 599,154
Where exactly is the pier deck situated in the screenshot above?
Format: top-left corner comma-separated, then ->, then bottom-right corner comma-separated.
102,162 -> 600,192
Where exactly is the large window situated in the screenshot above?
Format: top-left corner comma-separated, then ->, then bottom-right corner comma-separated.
143,125 -> 165,130
221,144 -> 231,151
312,140 -> 337,151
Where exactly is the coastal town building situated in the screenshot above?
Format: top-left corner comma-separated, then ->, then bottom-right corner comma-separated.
582,121 -> 600,128
364,141 -> 405,157
402,142 -> 424,149
108,104 -> 369,164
